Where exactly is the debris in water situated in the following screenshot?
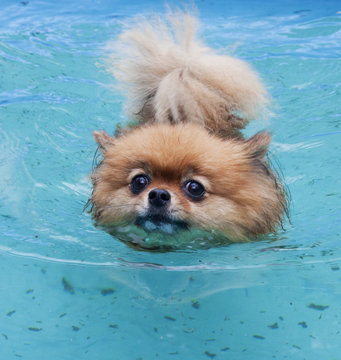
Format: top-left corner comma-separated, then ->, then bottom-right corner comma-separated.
101,288 -> 115,296
307,303 -> 329,311
268,322 -> 278,329
253,335 -> 265,340
28,327 -> 42,332
204,351 -> 216,358
62,277 -> 75,295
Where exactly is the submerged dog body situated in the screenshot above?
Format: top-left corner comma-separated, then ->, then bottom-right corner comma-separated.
89,13 -> 287,247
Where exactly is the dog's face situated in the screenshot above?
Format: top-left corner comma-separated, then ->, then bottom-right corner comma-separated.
90,123 -> 286,246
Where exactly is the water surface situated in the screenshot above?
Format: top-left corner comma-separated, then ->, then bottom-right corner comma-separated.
1,0 -> 341,359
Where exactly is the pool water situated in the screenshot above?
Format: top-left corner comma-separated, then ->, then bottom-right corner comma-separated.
1,0 -> 341,358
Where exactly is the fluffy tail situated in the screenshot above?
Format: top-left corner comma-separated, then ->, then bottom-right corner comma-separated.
108,12 -> 269,135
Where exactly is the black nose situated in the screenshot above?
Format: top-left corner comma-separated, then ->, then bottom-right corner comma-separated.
148,189 -> 171,207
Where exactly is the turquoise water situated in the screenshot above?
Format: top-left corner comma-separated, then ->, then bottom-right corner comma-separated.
1,0 -> 341,358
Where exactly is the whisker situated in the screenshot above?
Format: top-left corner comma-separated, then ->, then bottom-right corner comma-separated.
267,151 -> 291,226
92,146 -> 102,171
103,204 -> 136,210
83,199 -> 137,214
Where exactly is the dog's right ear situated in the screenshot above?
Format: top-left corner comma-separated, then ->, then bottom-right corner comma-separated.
93,130 -> 115,151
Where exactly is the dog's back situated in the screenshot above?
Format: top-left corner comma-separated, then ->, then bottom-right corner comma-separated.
108,12 -> 269,136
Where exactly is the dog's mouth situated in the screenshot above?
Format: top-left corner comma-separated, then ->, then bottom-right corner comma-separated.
100,211 -> 229,251
135,213 -> 189,234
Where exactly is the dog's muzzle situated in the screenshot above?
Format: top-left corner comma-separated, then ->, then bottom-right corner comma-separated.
135,213 -> 189,234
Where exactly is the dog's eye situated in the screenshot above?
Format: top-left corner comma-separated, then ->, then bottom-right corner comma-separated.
183,180 -> 205,200
131,174 -> 150,194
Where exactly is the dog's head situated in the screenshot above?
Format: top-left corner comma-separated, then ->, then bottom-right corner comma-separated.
89,123 -> 286,245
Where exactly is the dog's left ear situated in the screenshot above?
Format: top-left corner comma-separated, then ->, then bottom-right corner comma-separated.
245,131 -> 271,159
93,130 -> 115,151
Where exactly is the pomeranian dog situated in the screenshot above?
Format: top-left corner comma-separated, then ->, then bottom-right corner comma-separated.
88,13 -> 287,248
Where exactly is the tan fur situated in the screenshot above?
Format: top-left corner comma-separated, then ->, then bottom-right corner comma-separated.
91,124 -> 286,242
89,13 -> 287,244
108,12 -> 269,136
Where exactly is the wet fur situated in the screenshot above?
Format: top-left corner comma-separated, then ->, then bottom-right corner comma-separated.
89,13 -> 287,243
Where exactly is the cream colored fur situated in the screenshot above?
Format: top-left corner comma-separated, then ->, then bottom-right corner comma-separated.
108,13 -> 269,135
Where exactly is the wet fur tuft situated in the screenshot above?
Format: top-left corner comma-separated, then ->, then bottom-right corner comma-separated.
108,12 -> 269,136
